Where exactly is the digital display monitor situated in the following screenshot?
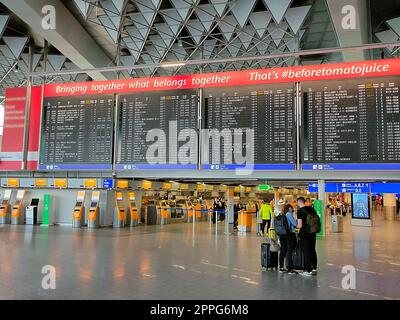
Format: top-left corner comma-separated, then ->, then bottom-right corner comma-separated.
75,201 -> 83,207
352,193 -> 371,220
202,84 -> 296,170
302,77 -> 400,170
90,202 -> 97,207
39,95 -> 114,170
116,90 -> 198,170
1,200 -> 8,205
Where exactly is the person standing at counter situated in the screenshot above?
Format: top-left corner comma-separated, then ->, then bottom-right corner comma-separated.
259,200 -> 272,236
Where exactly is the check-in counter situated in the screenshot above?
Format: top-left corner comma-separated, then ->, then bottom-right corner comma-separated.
238,209 -> 253,232
88,191 -> 100,229
0,189 -> 12,224
72,191 -> 86,228
11,190 -> 26,225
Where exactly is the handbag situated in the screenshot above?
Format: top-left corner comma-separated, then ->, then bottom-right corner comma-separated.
268,227 -> 277,241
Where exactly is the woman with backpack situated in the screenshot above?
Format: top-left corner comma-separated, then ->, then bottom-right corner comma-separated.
275,204 -> 298,274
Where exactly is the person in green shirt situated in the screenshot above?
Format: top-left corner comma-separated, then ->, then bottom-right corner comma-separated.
258,200 -> 272,236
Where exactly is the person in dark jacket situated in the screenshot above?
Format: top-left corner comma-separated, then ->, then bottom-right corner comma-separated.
296,197 -> 318,277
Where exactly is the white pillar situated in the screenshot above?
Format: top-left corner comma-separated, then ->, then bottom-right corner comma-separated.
135,190 -> 143,222
225,188 -> 234,233
318,180 -> 325,202
383,194 -> 397,221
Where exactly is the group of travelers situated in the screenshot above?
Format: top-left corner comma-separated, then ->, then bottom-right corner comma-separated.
261,197 -> 320,277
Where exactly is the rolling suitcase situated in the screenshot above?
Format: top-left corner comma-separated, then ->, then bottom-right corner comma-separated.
261,243 -> 279,270
292,244 -> 305,271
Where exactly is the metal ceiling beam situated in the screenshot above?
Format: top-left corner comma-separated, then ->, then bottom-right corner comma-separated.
0,0 -> 112,80
30,41 -> 400,78
326,0 -> 370,61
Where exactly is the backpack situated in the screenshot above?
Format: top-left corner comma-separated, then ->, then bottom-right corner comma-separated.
274,214 -> 290,236
306,208 -> 321,234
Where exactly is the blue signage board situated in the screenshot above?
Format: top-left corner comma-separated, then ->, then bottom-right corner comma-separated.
202,164 -> 296,170
102,179 -> 114,189
308,183 -> 338,193
370,183 -> 400,194
302,163 -> 400,170
338,183 -> 370,193
309,183 -> 400,194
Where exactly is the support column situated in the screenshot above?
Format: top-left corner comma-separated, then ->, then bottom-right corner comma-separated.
225,187 -> 234,234
135,190 -> 143,223
318,180 -> 325,201
317,180 -> 326,236
383,194 -> 397,221
22,43 -> 33,170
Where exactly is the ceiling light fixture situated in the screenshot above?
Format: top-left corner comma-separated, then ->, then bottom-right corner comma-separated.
160,62 -> 186,68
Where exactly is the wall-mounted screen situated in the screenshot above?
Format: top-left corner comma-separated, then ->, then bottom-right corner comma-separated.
116,90 -> 198,170
39,95 -> 114,170
302,77 -> 400,170
202,84 -> 296,170
352,193 -> 371,219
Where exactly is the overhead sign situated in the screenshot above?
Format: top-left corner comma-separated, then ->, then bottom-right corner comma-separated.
7,178 -> 19,187
35,179 -> 47,187
309,182 -> 400,194
338,183 -> 370,193
54,179 -> 67,188
42,59 -> 400,97
102,179 -> 113,189
258,184 -> 273,191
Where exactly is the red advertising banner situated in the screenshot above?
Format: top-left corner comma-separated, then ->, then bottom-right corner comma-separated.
43,58 -> 400,97
0,86 -> 42,170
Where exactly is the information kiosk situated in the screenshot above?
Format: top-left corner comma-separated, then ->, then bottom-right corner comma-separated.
11,190 -> 26,225
88,191 -> 100,229
128,192 -> 139,227
72,191 -> 86,228
113,191 -> 126,228
0,189 -> 12,224
26,199 -> 39,225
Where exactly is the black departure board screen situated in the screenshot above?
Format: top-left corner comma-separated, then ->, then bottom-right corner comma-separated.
302,77 -> 400,170
202,85 -> 296,170
116,90 -> 198,170
39,95 -> 114,170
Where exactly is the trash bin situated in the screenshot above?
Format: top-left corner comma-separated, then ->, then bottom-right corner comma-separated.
331,215 -> 343,233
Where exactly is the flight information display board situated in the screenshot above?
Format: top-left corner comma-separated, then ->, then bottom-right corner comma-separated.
39,95 -> 114,170
302,77 -> 400,170
202,85 -> 296,170
116,90 -> 198,170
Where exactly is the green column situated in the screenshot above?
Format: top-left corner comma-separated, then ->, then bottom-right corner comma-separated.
314,199 -> 325,237
41,194 -> 51,226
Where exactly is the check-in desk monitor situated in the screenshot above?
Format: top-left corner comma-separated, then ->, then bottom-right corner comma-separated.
0,189 -> 12,224
72,191 -> 86,228
114,192 -> 126,228
11,190 -> 26,225
88,191 -> 100,228
128,192 -> 138,227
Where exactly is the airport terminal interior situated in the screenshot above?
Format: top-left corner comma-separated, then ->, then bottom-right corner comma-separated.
0,0 -> 399,300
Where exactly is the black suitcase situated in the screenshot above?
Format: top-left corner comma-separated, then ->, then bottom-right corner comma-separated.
261,243 -> 278,269
292,244 -> 305,270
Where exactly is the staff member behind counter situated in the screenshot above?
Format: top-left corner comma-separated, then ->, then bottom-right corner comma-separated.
213,197 -> 225,224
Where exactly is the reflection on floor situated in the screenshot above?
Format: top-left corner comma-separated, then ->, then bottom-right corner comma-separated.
0,209 -> 399,300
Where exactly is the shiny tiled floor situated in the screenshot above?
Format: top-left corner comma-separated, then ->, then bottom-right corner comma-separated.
0,210 -> 399,300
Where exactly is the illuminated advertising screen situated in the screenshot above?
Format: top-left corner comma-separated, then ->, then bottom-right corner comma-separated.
352,193 -> 371,219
